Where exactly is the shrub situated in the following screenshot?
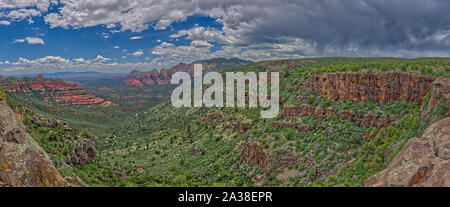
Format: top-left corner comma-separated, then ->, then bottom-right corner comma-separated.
0,89 -> 5,102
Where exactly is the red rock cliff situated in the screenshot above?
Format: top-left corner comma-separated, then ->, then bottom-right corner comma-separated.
304,72 -> 435,105
0,77 -> 114,107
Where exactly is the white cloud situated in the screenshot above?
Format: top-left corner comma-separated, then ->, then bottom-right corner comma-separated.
130,36 -> 143,40
132,50 -> 144,56
13,37 -> 45,45
92,55 -> 111,62
0,0 -> 56,23
170,27 -> 232,45
1,55 -> 147,73
113,46 -> 120,49
0,20 -> 11,25
190,40 -> 213,48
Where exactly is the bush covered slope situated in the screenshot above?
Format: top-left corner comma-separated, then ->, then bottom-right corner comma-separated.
96,58 -> 449,186
3,57 -> 448,187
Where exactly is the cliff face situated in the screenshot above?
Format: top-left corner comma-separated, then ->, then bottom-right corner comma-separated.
0,77 -> 113,107
365,117 -> 450,187
425,77 -> 450,117
0,101 -> 67,187
304,72 -> 435,105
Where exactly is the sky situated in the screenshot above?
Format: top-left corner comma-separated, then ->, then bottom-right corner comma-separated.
0,0 -> 450,75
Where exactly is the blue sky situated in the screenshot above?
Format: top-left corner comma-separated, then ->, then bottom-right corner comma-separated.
0,0 -> 449,75
0,15 -> 222,63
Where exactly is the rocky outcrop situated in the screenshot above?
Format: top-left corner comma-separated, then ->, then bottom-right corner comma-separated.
425,77 -> 450,117
304,72 -> 435,105
66,141 -> 97,166
124,58 -> 250,87
240,141 -> 271,173
365,117 -> 450,187
0,77 -> 114,107
0,101 -> 67,187
283,104 -> 396,129
28,115 -> 73,132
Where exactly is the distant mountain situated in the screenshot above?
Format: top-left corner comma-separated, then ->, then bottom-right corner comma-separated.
13,71 -> 125,79
124,58 -> 251,86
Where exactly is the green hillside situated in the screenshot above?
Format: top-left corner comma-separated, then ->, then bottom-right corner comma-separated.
4,57 -> 449,187
91,58 -> 449,186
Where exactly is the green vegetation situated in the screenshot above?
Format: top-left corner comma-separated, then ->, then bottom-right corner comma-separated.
90,57 -> 449,186
0,89 -> 5,101
3,57 -> 449,186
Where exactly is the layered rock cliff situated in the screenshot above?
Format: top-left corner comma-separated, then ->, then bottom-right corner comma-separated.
0,76 -> 114,107
0,101 -> 67,187
304,72 -> 435,105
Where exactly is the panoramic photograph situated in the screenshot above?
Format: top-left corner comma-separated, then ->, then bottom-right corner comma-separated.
0,0 -> 449,198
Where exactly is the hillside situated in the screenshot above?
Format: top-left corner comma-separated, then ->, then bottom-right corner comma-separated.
95,58 -> 449,186
0,76 -> 126,135
1,57 -> 449,187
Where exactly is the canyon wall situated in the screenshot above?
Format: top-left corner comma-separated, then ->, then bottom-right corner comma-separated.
304,72 -> 435,105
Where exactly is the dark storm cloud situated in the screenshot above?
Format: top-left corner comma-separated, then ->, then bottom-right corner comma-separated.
219,0 -> 450,51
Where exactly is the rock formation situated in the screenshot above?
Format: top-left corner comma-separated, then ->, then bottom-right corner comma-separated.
240,140 -> 271,173
0,77 -> 114,107
304,72 -> 435,105
124,58 -> 250,87
0,101 -> 67,187
424,77 -> 450,118
66,141 -> 97,166
365,117 -> 450,187
283,104 -> 396,129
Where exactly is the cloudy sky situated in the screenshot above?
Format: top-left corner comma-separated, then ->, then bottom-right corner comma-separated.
0,0 -> 450,75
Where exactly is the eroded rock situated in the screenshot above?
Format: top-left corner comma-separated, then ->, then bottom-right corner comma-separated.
66,141 -> 97,166
425,77 -> 450,119
240,141 -> 271,173
365,117 -> 450,187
